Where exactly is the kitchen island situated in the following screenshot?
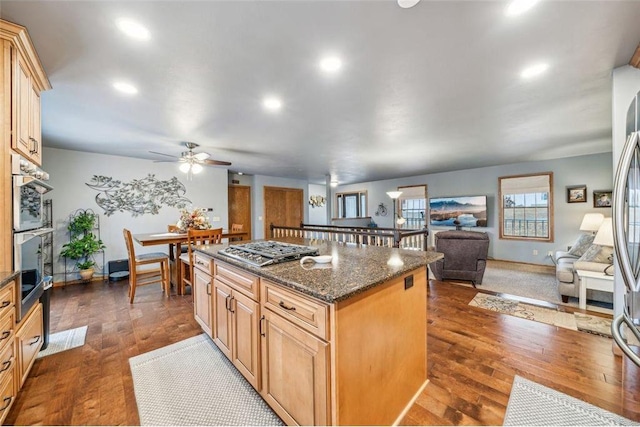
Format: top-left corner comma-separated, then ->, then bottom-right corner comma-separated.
193,238 -> 442,426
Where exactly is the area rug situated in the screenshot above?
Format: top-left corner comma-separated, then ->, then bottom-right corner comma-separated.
37,325 -> 87,358
469,293 -> 612,337
504,375 -> 639,425
445,260 -> 614,314
129,334 -> 283,426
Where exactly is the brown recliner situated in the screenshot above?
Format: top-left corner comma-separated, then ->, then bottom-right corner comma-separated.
430,230 -> 490,287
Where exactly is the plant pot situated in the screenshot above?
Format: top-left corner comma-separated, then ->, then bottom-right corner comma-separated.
79,268 -> 94,281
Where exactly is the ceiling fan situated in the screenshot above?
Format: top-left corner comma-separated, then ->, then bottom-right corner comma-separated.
150,142 -> 231,174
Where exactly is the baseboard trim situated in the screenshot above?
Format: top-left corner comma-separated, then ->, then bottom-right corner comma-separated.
392,379 -> 429,426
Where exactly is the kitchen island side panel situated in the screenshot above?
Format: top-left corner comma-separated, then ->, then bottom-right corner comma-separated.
333,266 -> 427,425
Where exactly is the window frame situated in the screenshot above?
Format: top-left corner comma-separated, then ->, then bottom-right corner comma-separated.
499,172 -> 554,242
335,190 -> 368,219
398,185 -> 427,229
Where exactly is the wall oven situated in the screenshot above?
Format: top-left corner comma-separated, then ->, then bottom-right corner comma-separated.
14,228 -> 53,322
12,154 -> 52,232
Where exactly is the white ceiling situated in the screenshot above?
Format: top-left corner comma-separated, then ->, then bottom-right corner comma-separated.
3,0 -> 640,185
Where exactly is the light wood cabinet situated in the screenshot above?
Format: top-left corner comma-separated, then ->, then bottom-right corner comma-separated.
0,280 -> 15,424
16,303 -> 42,389
192,252 -> 214,337
212,261 -> 261,390
260,308 -> 329,426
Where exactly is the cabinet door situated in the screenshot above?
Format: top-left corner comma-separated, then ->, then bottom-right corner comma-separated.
15,54 -> 31,156
212,279 -> 232,359
192,268 -> 212,337
29,84 -> 42,166
16,303 -> 43,388
231,291 -> 260,390
261,310 -> 329,426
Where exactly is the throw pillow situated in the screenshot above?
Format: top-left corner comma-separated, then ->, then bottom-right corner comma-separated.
567,233 -> 595,257
577,244 -> 614,264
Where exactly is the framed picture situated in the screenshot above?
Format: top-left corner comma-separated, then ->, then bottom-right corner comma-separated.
567,185 -> 587,203
593,190 -> 612,208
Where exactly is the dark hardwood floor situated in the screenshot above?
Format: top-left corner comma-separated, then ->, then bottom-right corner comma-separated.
6,278 -> 640,425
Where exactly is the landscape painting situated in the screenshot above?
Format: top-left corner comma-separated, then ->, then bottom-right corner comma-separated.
429,196 -> 488,227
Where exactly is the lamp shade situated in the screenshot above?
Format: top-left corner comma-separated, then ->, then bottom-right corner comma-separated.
579,213 -> 604,233
386,191 -> 403,199
593,217 -> 614,247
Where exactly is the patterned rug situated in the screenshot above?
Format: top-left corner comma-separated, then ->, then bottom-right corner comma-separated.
129,334 -> 283,426
469,293 -> 612,337
504,375 -> 639,425
37,325 -> 87,358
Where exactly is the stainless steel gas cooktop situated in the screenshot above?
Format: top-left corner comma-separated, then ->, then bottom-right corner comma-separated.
219,241 -> 319,267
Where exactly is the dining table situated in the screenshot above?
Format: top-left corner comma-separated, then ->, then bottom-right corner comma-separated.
132,230 -> 249,294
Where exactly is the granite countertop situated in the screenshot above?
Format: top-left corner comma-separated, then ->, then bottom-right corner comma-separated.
0,271 -> 19,289
196,237 -> 443,303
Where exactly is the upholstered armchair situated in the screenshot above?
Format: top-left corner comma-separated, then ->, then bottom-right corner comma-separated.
430,230 -> 490,287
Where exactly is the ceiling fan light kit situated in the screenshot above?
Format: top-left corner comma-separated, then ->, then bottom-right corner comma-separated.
150,142 -> 231,177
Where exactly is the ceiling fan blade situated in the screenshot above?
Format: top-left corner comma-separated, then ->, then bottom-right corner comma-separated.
149,151 -> 179,159
194,152 -> 210,161
203,159 -> 232,166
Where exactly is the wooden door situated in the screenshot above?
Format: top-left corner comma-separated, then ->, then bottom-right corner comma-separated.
231,291 -> 260,390
212,279 -> 232,359
192,268 -> 212,337
260,309 -> 329,426
263,186 -> 303,238
15,54 -> 31,157
29,84 -> 41,166
228,185 -> 252,240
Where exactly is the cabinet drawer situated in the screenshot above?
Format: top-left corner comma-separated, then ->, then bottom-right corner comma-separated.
0,339 -> 15,382
0,311 -> 15,352
17,303 -> 43,388
193,253 -> 213,274
0,366 -> 15,425
0,282 -> 15,320
261,279 -> 329,340
214,261 -> 259,300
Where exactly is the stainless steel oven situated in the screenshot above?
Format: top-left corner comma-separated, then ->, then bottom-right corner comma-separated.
12,154 -> 52,232
14,228 -> 53,322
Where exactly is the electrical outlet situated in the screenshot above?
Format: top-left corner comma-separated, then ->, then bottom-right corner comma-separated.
533,249 -> 538,255
212,216 -> 221,222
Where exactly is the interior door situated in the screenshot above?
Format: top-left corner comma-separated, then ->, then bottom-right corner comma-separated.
263,187 -> 303,238
228,185 -> 252,240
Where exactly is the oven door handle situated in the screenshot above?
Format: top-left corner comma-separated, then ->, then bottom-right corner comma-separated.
14,228 -> 54,244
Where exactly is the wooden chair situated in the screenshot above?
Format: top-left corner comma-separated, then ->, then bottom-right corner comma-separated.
123,228 -> 171,303
230,223 -> 244,241
178,228 -> 223,295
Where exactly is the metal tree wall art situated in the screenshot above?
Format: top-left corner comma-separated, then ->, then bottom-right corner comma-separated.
86,174 -> 192,216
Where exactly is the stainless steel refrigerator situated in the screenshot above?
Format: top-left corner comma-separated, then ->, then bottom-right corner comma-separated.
611,94 -> 640,367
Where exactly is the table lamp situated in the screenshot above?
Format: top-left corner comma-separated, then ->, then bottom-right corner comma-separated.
593,217 -> 614,275
579,213 -> 605,235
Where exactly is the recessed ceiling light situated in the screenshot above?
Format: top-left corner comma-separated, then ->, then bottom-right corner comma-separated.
116,18 -> 151,41
520,63 -> 549,79
112,81 -> 138,95
505,0 -> 539,16
237,172 -> 244,175
330,180 -> 338,187
397,0 -> 420,8
263,97 -> 282,112
319,56 -> 343,73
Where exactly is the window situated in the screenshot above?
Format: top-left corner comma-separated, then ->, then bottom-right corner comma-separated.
336,191 -> 367,218
398,185 -> 427,229
499,173 -> 553,241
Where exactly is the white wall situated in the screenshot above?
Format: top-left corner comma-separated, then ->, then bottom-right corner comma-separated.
308,183 -> 327,225
611,65 -> 640,317
43,147 -> 229,283
334,153 -> 613,265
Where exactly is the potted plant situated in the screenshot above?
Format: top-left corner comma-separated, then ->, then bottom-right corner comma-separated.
60,210 -> 105,281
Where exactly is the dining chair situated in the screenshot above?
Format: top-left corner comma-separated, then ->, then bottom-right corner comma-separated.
178,228 -> 223,295
230,223 -> 244,241
123,228 -> 171,303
